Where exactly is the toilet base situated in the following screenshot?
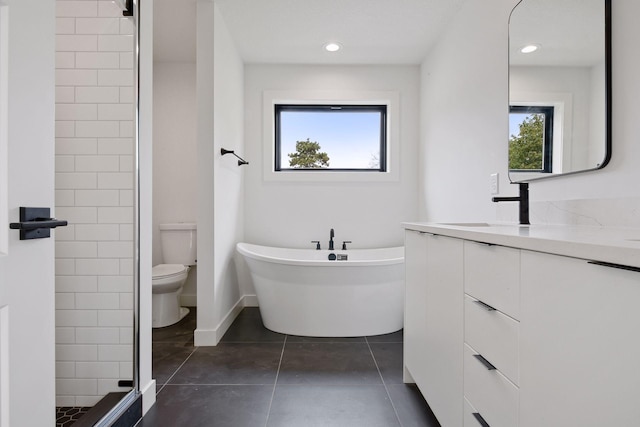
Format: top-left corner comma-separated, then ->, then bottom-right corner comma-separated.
152,290 -> 191,328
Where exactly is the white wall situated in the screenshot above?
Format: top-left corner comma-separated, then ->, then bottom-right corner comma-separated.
213,4 -> 245,327
243,65 -> 420,259
54,0 -> 136,407
420,0 -> 640,226
139,0 -> 156,413
152,63 -> 197,264
419,0 -> 514,223
195,2 -> 245,345
152,62 -> 198,303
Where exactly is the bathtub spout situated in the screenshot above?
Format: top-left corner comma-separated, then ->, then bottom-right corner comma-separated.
329,228 -> 335,250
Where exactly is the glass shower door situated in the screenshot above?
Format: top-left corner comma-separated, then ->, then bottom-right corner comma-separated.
54,0 -> 139,424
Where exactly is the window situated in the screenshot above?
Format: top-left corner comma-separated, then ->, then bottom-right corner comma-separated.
274,104 -> 387,172
509,105 -> 554,173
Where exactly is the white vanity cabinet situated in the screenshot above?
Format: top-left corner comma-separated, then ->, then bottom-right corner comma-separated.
404,230 -> 429,388
519,251 -> 640,427
404,230 -> 464,427
403,222 -> 640,427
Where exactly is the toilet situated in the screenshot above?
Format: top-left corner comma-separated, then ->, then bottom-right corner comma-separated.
152,223 -> 197,328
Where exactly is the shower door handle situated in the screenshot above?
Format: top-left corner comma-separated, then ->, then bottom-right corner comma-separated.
9,207 -> 68,240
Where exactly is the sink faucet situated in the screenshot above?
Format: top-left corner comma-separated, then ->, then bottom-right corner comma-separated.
492,183 -> 530,225
329,228 -> 335,250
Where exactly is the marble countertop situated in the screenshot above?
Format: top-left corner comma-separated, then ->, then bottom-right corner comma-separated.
402,222 -> 640,269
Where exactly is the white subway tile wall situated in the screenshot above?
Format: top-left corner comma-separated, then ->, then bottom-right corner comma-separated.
55,0 -> 134,407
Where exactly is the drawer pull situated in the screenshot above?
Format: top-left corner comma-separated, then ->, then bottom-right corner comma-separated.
473,354 -> 497,370
472,412 -> 491,427
473,299 -> 497,311
587,261 -> 640,273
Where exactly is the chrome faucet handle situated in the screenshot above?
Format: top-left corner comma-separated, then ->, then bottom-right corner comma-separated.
341,241 -> 352,250
311,240 -> 321,250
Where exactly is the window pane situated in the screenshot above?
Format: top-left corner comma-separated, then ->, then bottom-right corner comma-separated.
276,106 -> 385,171
509,106 -> 553,172
509,113 -> 544,170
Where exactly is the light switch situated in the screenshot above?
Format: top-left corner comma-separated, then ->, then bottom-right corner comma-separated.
490,173 -> 499,195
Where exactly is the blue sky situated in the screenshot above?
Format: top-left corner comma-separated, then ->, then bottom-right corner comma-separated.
280,111 -> 381,168
509,113 -> 530,139
509,113 -> 532,138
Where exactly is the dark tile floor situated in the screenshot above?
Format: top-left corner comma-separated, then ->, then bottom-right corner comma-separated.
138,308 -> 440,427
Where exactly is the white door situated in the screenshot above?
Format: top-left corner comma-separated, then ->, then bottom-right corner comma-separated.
0,1 -> 56,426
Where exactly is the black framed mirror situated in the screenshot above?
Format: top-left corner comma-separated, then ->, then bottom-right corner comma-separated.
508,0 -> 611,182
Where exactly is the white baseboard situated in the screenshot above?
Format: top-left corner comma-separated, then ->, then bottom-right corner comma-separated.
190,294 -> 258,346
140,379 -> 156,415
193,328 -> 219,346
194,297 -> 245,346
242,294 -> 258,307
403,366 -> 415,384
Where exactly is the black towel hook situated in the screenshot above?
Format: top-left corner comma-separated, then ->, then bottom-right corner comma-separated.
221,148 -> 249,166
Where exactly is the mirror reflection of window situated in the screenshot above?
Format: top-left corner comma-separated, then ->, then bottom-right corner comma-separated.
509,106 -> 554,173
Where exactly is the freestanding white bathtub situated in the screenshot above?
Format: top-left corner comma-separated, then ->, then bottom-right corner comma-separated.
236,242 -> 405,337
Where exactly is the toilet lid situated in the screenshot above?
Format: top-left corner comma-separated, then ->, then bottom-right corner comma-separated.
152,264 -> 187,279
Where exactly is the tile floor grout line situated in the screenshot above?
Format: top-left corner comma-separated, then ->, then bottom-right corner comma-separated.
155,346 -> 199,395
264,335 -> 287,427
366,336 -> 404,427
159,382 -> 279,387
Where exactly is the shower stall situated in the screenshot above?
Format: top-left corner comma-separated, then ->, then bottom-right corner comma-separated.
54,0 -> 142,423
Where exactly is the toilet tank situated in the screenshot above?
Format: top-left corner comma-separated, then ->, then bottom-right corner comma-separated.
159,223 -> 197,265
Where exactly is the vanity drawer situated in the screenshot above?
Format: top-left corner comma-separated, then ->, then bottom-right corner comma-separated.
464,241 -> 520,319
464,343 -> 519,427
464,397 -> 491,427
464,294 -> 519,385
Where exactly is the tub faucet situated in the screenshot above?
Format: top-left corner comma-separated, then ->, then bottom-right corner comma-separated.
329,228 -> 335,250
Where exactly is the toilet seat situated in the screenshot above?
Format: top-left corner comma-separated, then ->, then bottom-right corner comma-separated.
152,264 -> 188,280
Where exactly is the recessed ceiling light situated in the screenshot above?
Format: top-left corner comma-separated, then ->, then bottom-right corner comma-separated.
520,44 -> 540,54
324,42 -> 342,52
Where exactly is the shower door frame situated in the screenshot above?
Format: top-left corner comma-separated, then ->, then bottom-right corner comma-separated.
93,0 -> 144,422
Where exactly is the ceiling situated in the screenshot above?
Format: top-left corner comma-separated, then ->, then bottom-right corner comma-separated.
153,0 -> 466,64
509,0 -> 606,67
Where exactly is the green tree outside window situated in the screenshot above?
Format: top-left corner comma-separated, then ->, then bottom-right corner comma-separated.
288,138 -> 330,168
509,113 -> 544,170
